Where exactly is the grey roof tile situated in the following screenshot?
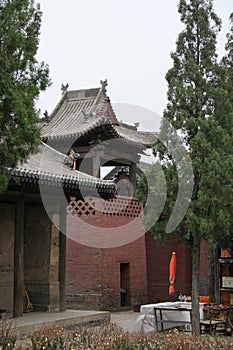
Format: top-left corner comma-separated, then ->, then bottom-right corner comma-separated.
40,81 -> 157,148
11,143 -> 115,192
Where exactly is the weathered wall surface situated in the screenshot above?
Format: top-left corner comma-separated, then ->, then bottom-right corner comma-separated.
145,234 -> 192,303
66,197 -> 148,310
24,204 -> 60,311
66,235 -> 148,310
0,203 -> 15,316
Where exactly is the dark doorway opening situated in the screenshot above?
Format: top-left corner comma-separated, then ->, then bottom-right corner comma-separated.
120,263 -> 130,306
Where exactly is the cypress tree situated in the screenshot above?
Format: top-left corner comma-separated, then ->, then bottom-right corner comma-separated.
0,0 -> 50,192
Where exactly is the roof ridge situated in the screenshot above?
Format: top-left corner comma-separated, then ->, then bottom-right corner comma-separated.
45,86 -> 102,122
119,122 -> 137,130
84,79 -> 118,126
47,90 -> 68,122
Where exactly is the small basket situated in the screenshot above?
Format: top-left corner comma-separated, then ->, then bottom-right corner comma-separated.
199,296 -> 210,303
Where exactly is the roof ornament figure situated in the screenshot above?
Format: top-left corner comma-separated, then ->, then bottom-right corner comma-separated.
100,79 -> 108,91
68,148 -> 80,170
69,148 -> 80,159
61,83 -> 69,94
134,122 -> 139,130
44,110 -> 50,123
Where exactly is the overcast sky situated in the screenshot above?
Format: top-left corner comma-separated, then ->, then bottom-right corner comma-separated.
37,0 -> 232,132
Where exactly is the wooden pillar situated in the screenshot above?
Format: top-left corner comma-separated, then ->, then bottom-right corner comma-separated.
91,144 -> 105,178
129,163 -> 137,196
92,153 -> 101,178
59,202 -> 67,311
14,200 -> 24,317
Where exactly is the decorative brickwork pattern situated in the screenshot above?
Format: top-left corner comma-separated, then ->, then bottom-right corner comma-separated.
67,197 -> 143,218
103,198 -> 142,217
67,197 -> 95,216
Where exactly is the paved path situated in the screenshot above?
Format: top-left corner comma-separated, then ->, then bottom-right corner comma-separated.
15,310 -> 110,335
110,310 -> 141,333
14,309 -> 142,335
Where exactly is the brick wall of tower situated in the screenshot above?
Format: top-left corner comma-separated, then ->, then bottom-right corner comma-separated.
66,197 -> 148,310
66,197 -> 207,310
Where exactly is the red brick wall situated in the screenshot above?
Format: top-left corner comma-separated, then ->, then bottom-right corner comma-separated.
66,197 -> 208,309
145,233 -> 192,303
66,197 -> 148,310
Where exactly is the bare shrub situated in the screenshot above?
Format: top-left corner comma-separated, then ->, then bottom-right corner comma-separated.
0,319 -> 17,350
1,319 -> 233,349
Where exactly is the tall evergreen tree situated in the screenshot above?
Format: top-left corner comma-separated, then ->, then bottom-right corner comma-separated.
137,0 -> 233,335
0,0 -> 50,192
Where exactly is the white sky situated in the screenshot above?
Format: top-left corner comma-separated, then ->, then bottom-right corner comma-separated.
37,0 -> 232,132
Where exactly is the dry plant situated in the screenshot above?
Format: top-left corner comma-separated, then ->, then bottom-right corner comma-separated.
1,318 -> 233,349
30,326 -> 69,350
0,319 -> 17,350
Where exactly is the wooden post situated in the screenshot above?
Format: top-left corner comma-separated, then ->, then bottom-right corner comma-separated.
92,152 -> 101,178
14,200 -> 24,317
129,163 -> 137,196
59,202 -> 67,311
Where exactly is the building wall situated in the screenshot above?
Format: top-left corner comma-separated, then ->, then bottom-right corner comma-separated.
24,204 -> 60,311
66,197 -> 148,310
66,197 -> 208,309
145,234 -> 192,303
0,193 -> 210,315
0,196 -> 63,316
0,203 -> 15,316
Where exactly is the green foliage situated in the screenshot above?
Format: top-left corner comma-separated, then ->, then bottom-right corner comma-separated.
138,0 -> 233,250
136,162 -> 181,243
136,0 -> 233,336
0,0 -> 51,193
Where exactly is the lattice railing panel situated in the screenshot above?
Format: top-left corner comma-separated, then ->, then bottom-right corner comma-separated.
67,197 -> 95,216
103,198 -> 142,218
67,197 -> 143,218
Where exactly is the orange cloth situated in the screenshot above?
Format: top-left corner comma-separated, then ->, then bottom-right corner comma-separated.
169,284 -> 175,295
169,252 -> 176,295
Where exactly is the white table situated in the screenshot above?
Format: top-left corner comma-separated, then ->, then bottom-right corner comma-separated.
136,301 -> 206,333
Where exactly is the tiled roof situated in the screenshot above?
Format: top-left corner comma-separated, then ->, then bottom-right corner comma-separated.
114,124 -> 157,148
40,80 -> 157,148
41,82 -> 118,142
10,143 -> 115,193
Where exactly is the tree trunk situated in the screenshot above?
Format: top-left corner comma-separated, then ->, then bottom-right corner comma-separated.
191,232 -> 201,336
207,243 -> 217,303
